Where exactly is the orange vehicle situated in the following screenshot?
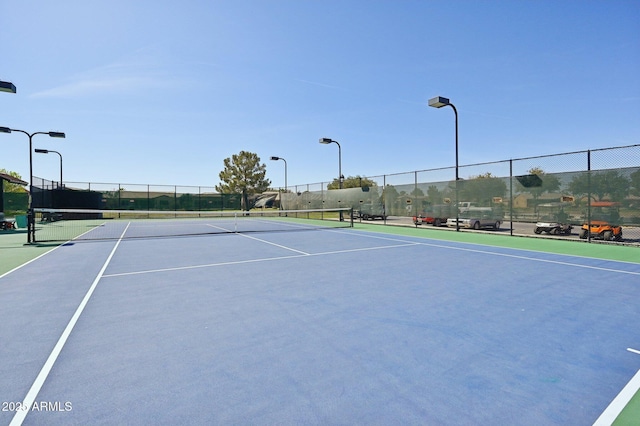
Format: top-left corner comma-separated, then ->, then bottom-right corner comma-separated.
578,202 -> 623,241
413,204 -> 452,227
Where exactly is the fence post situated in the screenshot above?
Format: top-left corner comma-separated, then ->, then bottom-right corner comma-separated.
383,174 -> 387,224
587,150 -> 591,243
416,171 -> 420,218
509,159 -> 513,236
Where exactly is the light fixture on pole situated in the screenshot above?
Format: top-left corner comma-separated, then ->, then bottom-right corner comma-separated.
0,80 -> 16,93
270,156 -> 287,210
0,127 -> 66,242
428,96 -> 459,231
35,149 -> 63,189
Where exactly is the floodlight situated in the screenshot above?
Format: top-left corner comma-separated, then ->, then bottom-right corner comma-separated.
0,81 -> 16,93
428,96 -> 450,108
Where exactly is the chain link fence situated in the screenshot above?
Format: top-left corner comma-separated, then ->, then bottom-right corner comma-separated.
280,144 -> 640,244
22,144 -> 639,244
30,179 -> 242,212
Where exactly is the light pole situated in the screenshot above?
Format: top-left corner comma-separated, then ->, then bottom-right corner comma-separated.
270,156 -> 287,210
319,138 -> 343,189
35,149 -> 63,189
319,137 -> 344,220
0,80 -> 16,93
0,127 -> 66,242
428,96 -> 459,231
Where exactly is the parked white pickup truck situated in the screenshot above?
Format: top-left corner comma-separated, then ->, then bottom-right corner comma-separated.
446,207 -> 502,230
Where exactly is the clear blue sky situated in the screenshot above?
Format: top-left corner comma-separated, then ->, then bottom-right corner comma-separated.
1,0 -> 638,190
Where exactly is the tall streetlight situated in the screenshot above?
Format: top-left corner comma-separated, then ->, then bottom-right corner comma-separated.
270,156 -> 287,210
319,138 -> 343,189
0,127 -> 66,242
428,96 -> 459,231
319,137 -> 344,220
0,80 -> 16,93
35,149 -> 63,189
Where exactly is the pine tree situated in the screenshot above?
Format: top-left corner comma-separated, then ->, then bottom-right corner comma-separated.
216,151 -> 271,211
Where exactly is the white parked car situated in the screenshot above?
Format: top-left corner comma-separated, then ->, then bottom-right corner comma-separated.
446,208 -> 502,230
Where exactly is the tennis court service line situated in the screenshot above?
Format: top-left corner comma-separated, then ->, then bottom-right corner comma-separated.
101,241 -> 420,278
234,232 -> 311,255
9,224 -> 130,426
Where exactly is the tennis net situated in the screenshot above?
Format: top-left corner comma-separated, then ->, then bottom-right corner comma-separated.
32,207 -> 354,242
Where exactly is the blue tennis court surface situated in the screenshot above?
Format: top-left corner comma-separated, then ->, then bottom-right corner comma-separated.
1,224 -> 639,425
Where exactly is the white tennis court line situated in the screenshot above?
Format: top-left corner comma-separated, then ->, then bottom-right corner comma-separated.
0,246 -> 63,280
103,253 -> 308,277
206,222 -> 236,233
235,232 -> 310,255
204,218 -> 314,234
628,348 -> 640,355
9,223 -> 130,426
333,229 -> 640,276
417,241 -> 640,276
102,241 -> 420,278
0,218 -> 109,280
101,226 -> 639,278
593,366 -> 640,425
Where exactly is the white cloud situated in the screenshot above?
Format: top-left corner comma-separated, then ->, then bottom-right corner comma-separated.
31,77 -> 160,98
296,79 -> 344,91
29,56 -> 173,99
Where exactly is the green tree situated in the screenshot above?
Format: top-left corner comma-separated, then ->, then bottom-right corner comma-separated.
459,172 -> 507,205
327,175 -> 378,190
0,169 -> 27,193
216,151 -> 271,211
426,185 -> 444,205
382,184 -> 399,215
515,167 -> 561,211
568,170 -> 629,202
630,169 -> 640,197
410,186 -> 424,198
